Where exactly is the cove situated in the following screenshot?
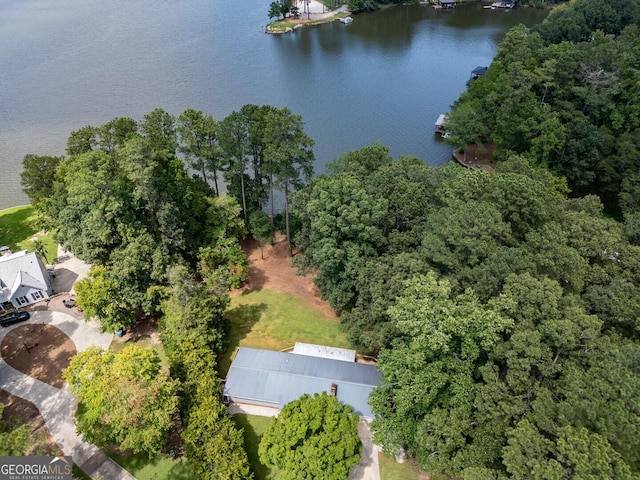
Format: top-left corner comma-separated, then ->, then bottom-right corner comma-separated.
0,0 -> 547,210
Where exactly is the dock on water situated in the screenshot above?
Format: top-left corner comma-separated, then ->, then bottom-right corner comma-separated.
435,113 -> 448,136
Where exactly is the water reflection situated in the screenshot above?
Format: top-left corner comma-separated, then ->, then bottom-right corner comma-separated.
0,0 -> 546,209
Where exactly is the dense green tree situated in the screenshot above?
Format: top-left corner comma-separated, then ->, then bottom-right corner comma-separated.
108,232 -> 169,309
292,171 -> 389,311
219,110 -> 251,225
160,265 -> 229,366
370,273 -> 512,475
249,209 -> 273,259
20,154 -> 63,211
158,266 -> 251,479
183,391 -> 252,480
327,142 -> 393,178
347,0 -> 380,12
268,0 -> 291,19
263,107 -> 314,252
140,108 -> 178,155
31,111 -> 248,329
259,392 -> 361,480
0,405 -> 32,456
340,252 -> 431,354
366,155 -> 435,251
198,239 -> 248,289
447,17 -> 640,211
66,125 -> 97,156
75,266 -> 136,333
51,149 -> 132,264
536,3 -> 589,44
64,345 -> 179,454
177,108 -> 225,194
96,117 -> 138,153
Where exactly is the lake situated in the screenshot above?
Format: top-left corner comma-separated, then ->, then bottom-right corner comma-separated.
0,0 -> 547,210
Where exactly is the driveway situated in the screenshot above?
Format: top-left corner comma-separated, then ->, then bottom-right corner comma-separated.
51,246 -> 92,295
348,421 -> 381,480
0,310 -> 135,479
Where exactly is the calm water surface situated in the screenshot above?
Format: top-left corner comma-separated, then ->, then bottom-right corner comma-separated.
0,0 -> 547,209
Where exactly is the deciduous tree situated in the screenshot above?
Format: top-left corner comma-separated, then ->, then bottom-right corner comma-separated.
75,266 -> 136,333
259,393 -> 361,480
64,346 -> 179,454
20,154 -> 63,212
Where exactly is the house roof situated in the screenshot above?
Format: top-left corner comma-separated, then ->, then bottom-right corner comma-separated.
471,66 -> 488,76
224,347 -> 381,419
293,342 -> 356,362
0,251 -> 49,300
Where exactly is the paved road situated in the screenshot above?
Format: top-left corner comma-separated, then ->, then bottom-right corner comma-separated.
0,311 -> 136,480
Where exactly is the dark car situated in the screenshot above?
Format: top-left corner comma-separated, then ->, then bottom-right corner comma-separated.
0,311 -> 30,328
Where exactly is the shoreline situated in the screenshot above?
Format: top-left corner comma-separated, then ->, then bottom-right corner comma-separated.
266,0 -> 546,33
266,5 -> 351,33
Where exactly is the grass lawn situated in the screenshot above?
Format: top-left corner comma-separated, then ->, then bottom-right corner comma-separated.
0,205 -> 58,263
109,336 -> 170,370
111,452 -> 191,480
267,11 -> 350,33
379,452 -> 425,480
233,414 -> 274,480
220,289 -> 351,376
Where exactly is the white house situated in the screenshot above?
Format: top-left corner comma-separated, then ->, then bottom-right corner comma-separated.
0,250 -> 53,309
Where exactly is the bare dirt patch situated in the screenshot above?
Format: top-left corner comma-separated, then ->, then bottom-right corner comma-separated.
1,324 -> 76,388
236,233 -> 338,321
453,143 -> 496,171
111,316 -> 161,347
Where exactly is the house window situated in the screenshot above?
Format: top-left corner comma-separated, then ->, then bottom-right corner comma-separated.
32,291 -> 44,301
16,296 -> 28,305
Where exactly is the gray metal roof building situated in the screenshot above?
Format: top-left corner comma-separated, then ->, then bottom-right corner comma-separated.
292,342 -> 356,362
223,347 -> 381,419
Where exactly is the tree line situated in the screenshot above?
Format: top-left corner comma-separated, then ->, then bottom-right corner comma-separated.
290,144 -> 640,477
20,104 -> 315,478
286,2 -> 640,476
445,0 -> 640,218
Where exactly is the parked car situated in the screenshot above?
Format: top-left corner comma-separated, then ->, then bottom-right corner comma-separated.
0,311 -> 30,327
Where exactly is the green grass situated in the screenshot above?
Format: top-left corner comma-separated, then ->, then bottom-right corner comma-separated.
111,452 -> 191,480
233,414 -> 274,480
267,10 -> 350,33
379,452 -> 424,480
0,205 -> 58,263
109,336 -> 170,370
220,289 -> 350,376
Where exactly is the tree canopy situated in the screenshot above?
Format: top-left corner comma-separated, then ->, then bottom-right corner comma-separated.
292,146 -> 640,477
259,392 -> 361,480
445,16 -> 640,214
63,345 -> 180,454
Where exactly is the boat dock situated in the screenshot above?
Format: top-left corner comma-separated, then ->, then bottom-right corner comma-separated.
435,113 -> 448,136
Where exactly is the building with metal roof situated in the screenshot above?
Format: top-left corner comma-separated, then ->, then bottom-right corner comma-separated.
292,342 -> 356,362
223,347 -> 381,419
